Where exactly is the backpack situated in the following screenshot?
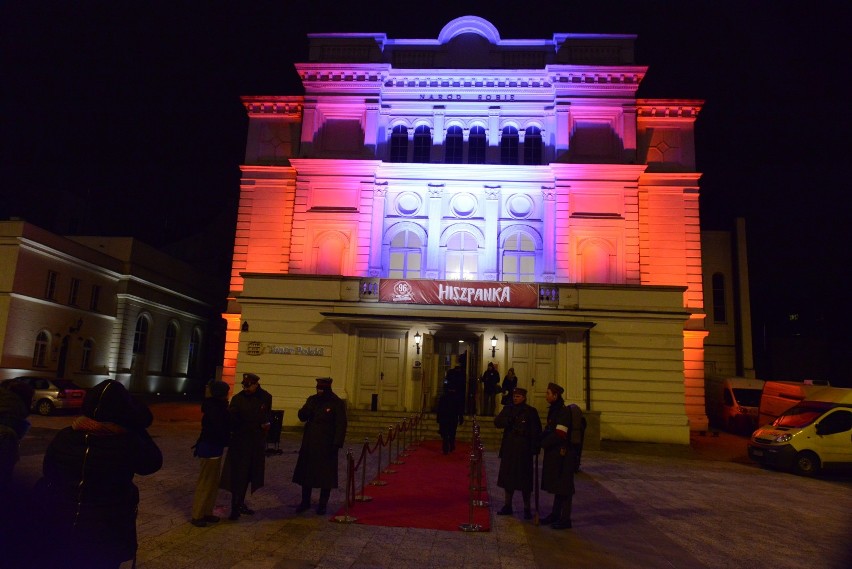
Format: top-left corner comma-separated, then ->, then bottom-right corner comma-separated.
567,404 -> 584,446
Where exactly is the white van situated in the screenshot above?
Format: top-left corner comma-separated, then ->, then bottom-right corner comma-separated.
705,376 -> 764,434
757,380 -> 831,427
748,387 -> 852,476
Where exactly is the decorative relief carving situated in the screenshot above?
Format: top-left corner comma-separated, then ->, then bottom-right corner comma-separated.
450,193 -> 477,218
394,192 -> 422,215
507,194 -> 534,218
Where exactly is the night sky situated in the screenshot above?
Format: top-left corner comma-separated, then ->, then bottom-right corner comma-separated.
2,1 -> 848,381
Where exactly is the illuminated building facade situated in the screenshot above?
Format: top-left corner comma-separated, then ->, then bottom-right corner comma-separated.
0,221 -> 221,393
225,16 -> 709,444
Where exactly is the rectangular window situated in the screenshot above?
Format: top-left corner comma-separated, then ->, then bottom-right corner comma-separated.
45,271 -> 58,300
68,278 -> 80,306
89,285 -> 101,311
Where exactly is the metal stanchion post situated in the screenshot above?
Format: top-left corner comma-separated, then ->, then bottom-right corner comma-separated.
383,427 -> 398,473
370,436 -> 388,486
459,450 -> 483,532
408,416 -> 418,451
355,439 -> 373,501
472,441 -> 489,507
391,423 -> 405,465
399,419 -> 410,457
333,451 -> 357,523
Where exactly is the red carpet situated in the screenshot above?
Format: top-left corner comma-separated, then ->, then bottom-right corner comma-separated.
333,439 -> 491,531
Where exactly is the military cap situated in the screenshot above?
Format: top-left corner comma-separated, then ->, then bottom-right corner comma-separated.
316,377 -> 333,389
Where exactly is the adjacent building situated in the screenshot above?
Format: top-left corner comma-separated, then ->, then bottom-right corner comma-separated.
224,16 -> 718,444
0,220 -> 222,393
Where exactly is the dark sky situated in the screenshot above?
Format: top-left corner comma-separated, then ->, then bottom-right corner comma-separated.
2,1 -> 848,370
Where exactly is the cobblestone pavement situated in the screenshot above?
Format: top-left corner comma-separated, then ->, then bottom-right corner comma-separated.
5,403 -> 852,569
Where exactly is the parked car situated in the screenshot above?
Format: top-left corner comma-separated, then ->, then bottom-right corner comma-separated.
15,376 -> 86,416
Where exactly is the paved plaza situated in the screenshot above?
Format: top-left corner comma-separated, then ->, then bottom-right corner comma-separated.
6,402 -> 852,569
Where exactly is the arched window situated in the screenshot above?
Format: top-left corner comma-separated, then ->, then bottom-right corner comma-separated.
390,125 -> 408,163
445,126 -> 463,163
502,232 -> 536,282
81,339 -> 94,371
188,327 -> 202,377
468,126 -> 486,164
446,231 -> 478,280
712,273 -> 727,323
389,230 -> 423,279
524,126 -> 543,165
33,331 -> 50,368
162,321 -> 177,374
500,126 -> 519,165
133,316 -> 149,355
413,125 -> 432,163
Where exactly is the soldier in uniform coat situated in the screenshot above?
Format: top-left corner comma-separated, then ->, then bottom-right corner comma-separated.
292,377 -> 348,515
220,372 -> 272,521
539,382 -> 583,529
494,387 -> 542,519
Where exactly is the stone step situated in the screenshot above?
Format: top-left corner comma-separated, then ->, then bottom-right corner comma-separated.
344,409 -> 503,450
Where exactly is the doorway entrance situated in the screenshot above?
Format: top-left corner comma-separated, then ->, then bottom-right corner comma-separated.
431,332 -> 482,414
356,330 -> 406,411
507,334 -> 558,410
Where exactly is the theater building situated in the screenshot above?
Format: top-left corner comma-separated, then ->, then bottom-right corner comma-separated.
224,16 -> 709,444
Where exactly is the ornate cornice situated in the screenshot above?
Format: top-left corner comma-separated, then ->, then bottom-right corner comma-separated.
636,100 -> 703,119
241,96 -> 304,116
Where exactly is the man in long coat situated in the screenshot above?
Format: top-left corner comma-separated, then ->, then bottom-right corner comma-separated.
221,372 -> 272,521
494,387 -> 542,519
539,382 -> 583,529
292,377 -> 347,515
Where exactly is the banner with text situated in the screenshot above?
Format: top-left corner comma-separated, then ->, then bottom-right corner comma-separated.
380,279 -> 539,308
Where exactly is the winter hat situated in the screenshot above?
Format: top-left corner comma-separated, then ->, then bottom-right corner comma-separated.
546,382 -> 564,396
209,381 -> 229,399
83,379 -> 153,430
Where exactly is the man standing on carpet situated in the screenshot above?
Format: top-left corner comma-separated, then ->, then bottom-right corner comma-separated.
293,377 -> 347,515
539,382 -> 583,529
436,387 -> 464,454
494,387 -> 542,519
221,372 -> 272,521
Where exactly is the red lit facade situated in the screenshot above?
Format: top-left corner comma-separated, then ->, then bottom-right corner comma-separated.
225,17 -> 711,444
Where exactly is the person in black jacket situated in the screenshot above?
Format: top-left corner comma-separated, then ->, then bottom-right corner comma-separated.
436,387 -> 464,454
494,387 -> 542,519
292,377 -> 347,515
539,382 -> 583,529
480,362 -> 501,416
190,380 -> 231,527
221,372 -> 272,521
39,379 -> 163,569
0,379 -> 33,492
499,368 -> 518,407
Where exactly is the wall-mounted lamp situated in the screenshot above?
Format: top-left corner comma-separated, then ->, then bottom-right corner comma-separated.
414,331 -> 422,354
490,335 -> 498,357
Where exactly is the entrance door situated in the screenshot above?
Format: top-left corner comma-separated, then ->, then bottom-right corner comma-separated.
508,335 -> 557,411
356,331 -> 405,411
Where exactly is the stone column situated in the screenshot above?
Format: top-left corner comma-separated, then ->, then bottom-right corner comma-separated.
425,185 -> 444,279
